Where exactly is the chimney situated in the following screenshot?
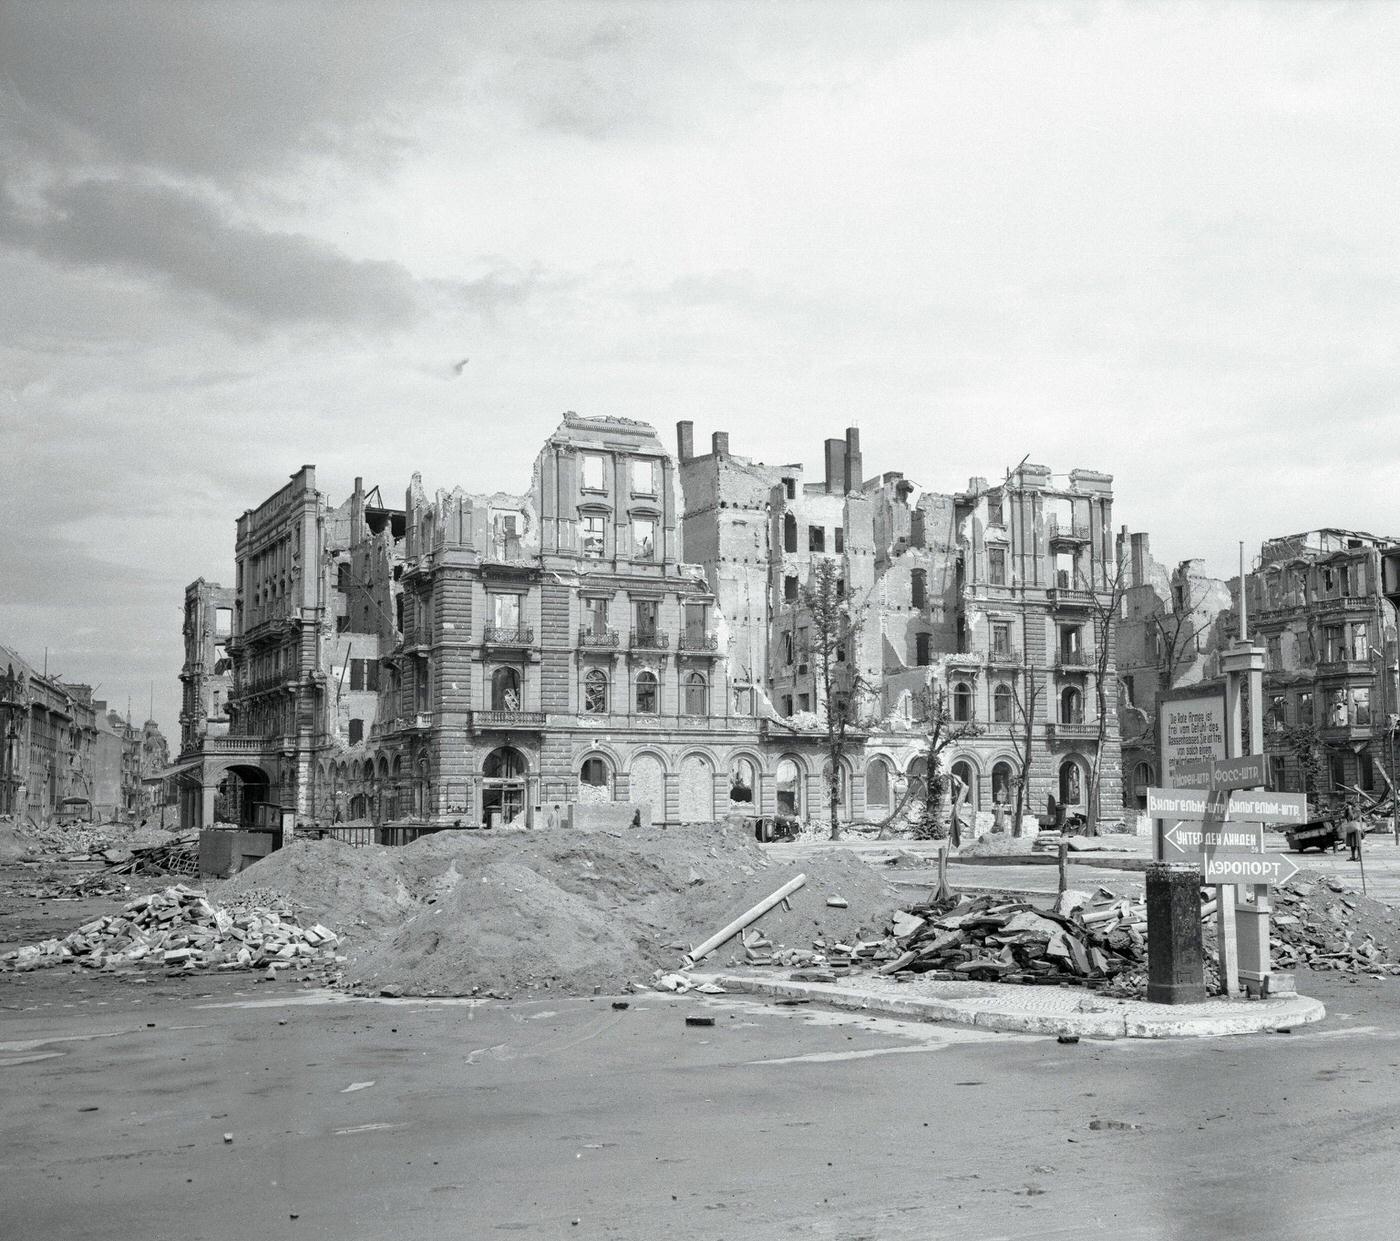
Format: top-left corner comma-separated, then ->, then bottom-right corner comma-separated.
351,476 -> 365,541
712,431 -> 729,457
824,438 -> 844,494
1131,532 -> 1149,588
844,426 -> 862,494
676,421 -> 694,462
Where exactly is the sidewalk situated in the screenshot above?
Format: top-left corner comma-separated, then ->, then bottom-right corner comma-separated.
699,970 -> 1326,1039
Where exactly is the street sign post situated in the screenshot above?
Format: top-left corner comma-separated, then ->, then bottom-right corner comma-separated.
1203,852 -> 1300,887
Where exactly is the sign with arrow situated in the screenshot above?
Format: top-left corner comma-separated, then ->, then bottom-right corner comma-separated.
1161,822 -> 1264,862
1202,851 -> 1300,887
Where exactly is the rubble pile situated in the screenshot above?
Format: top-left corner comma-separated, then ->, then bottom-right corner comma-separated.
104,836 -> 199,877
1,884 -> 344,975
879,890 -> 1149,984
1269,878 -> 1400,976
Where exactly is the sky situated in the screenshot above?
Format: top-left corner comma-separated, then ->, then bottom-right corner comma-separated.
2,0 -> 1398,741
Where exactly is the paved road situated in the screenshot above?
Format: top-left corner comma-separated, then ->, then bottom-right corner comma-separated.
4,967 -> 1400,1240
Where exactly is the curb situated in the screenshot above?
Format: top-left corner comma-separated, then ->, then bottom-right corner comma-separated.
702,974 -> 1327,1040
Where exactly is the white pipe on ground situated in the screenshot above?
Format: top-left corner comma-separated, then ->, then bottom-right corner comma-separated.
683,873 -> 807,967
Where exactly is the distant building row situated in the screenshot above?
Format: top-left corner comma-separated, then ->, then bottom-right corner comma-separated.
0,640 -> 168,823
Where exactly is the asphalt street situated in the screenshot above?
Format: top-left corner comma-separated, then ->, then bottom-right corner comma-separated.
4,966 -> 1400,1241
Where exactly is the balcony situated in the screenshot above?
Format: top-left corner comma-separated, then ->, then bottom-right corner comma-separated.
1056,649 -> 1093,670
679,632 -> 720,652
1048,720 -> 1098,741
1046,587 -> 1095,611
1315,658 -> 1374,679
944,651 -> 984,669
1047,516 -> 1092,546
986,646 -> 1021,667
631,629 -> 670,650
201,736 -> 271,755
469,710 -> 547,732
483,625 -> 534,647
578,627 -> 620,648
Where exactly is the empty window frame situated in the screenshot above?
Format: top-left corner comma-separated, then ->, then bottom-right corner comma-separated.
581,454 -> 606,491
808,525 -> 825,552
989,547 -> 1007,586
583,668 -> 608,714
632,516 -> 657,561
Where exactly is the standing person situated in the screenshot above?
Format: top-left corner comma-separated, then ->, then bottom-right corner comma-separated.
1344,800 -> 1364,862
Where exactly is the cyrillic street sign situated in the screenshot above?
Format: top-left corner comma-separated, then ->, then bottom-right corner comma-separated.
1147,788 -> 1307,824
1162,822 -> 1265,861
1202,851 -> 1300,887
1176,754 -> 1269,792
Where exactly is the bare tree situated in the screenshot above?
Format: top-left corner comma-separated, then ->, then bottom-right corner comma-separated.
800,558 -> 872,841
910,681 -> 984,842
1081,556 -> 1129,835
1007,667 -> 1043,832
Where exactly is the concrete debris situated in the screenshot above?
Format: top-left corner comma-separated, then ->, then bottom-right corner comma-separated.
105,837 -> 200,877
1,883 -> 343,975
1267,880 -> 1400,976
879,891 -> 1151,984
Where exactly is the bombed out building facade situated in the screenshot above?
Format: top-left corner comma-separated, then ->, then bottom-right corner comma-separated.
178,413 -> 1123,832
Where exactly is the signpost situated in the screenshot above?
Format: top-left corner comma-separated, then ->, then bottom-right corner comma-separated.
1176,754 -> 1269,792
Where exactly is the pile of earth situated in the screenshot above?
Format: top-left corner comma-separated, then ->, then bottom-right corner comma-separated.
216,820 -> 903,998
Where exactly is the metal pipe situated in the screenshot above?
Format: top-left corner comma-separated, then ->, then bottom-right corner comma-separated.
683,873 -> 807,966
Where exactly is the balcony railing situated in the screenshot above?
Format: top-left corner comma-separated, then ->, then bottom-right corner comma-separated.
679,632 -> 719,651
483,625 -> 533,646
469,710 -> 547,731
1049,721 -> 1098,740
631,629 -> 670,650
1056,649 -> 1093,668
578,627 -> 620,648
1047,516 -> 1092,544
201,736 -> 269,754
987,647 -> 1021,665
1047,588 -> 1095,609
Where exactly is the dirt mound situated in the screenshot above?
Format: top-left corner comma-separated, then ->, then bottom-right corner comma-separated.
219,822 -> 903,997
1271,877 -> 1400,974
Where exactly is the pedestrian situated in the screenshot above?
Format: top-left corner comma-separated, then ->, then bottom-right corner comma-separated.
1344,801 -> 1364,862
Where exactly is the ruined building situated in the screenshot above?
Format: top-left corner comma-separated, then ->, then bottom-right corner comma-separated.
679,425 -> 1125,823
0,643 -> 98,820
1114,531 -> 1233,807
1221,529 -> 1400,800
180,413 -> 1126,832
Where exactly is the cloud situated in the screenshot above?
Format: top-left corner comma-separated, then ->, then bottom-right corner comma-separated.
0,1 -> 469,181
0,178 -> 423,330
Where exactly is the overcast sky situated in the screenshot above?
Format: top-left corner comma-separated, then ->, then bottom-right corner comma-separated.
2,0 -> 1397,738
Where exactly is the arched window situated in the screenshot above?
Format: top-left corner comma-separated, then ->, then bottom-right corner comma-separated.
952,681 -> 973,722
783,511 -> 797,553
776,756 -> 802,815
491,666 -> 521,711
1059,759 -> 1083,806
1060,685 -> 1082,725
865,757 -> 891,807
993,683 -> 1013,723
951,760 -> 976,810
483,746 -> 526,780
583,668 -> 608,715
636,670 -> 658,714
729,757 -> 756,804
580,757 -> 611,788
991,761 -> 1013,804
684,671 -> 708,716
